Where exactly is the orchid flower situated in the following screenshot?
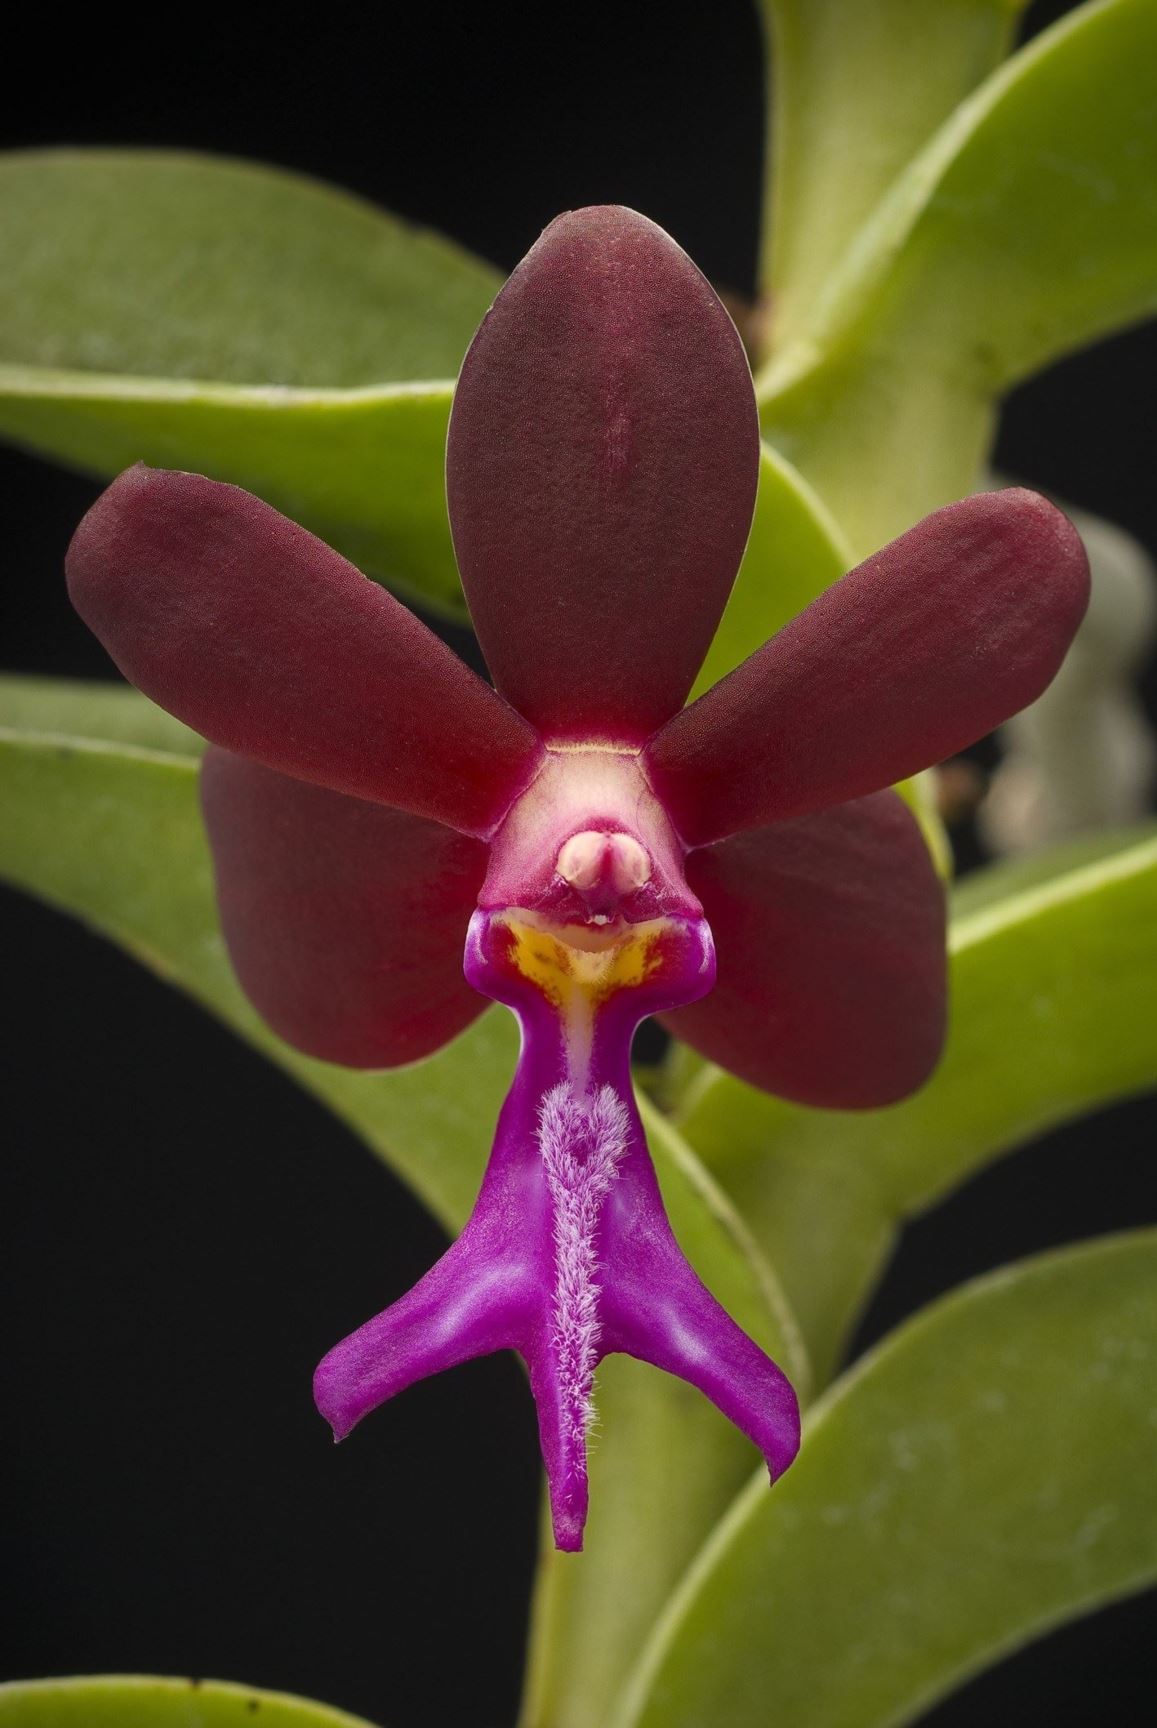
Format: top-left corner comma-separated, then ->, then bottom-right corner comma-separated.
65,206 -> 1090,1551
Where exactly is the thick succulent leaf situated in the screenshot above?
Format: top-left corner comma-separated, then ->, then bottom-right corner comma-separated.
638,1098 -> 807,1390
0,371 -> 465,617
677,827 -> 1157,1383
760,0 -> 1025,352
0,1676 -> 377,1728
760,0 -> 1157,556
847,0 -> 1157,388
617,1232 -> 1157,1728
0,150 -> 500,612
0,150 -> 497,384
520,1098 -> 808,1728
0,673 -> 201,753
760,332 -> 998,562
690,442 -> 849,696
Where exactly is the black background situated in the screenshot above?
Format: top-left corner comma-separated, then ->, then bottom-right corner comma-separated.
1,2 -> 1154,1724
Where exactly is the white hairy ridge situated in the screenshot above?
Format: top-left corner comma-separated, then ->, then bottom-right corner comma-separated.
537,1082 -> 630,1451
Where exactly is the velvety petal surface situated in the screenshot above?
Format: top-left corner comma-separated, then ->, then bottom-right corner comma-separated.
646,489 -> 1090,844
661,792 -> 947,1108
201,748 -> 487,1067
67,465 -> 542,835
446,205 -> 760,743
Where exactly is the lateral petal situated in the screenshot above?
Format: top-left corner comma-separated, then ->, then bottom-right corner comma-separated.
201,748 -> 487,1068
661,792 -> 946,1108
68,465 -> 542,835
646,490 -> 1089,843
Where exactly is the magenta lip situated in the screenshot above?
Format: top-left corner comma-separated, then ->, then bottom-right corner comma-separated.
316,907 -> 799,1552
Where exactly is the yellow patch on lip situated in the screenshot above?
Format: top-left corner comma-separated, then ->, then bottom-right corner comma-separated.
499,910 -> 670,1016
485,907 -> 708,1093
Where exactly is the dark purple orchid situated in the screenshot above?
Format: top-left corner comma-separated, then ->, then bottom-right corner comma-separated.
65,207 -> 1089,1551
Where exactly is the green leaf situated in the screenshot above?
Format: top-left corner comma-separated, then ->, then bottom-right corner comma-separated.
0,673 -> 201,753
759,0 -> 1025,354
0,375 -> 464,616
677,827 -> 1157,1384
0,150 -> 501,613
0,150 -> 497,386
678,1105 -> 896,1399
617,1230 -> 1157,1728
636,1100 -> 807,1388
760,331 -> 999,561
0,1676 -> 378,1728
831,0 -> 1157,391
759,0 -> 1157,555
691,443 -> 850,696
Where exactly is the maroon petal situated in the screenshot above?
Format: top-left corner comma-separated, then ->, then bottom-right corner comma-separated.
201,748 -> 487,1067
446,206 -> 760,743
660,793 -> 946,1108
645,490 -> 1090,844
67,466 -> 543,836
